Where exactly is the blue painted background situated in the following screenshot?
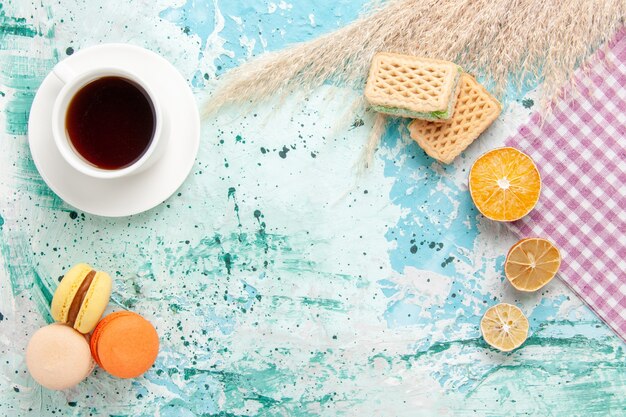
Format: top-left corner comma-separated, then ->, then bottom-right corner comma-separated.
0,1 -> 624,416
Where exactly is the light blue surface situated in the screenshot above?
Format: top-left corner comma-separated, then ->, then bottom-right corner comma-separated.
0,1 -> 624,416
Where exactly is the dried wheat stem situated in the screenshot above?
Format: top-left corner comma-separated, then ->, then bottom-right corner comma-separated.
358,112 -> 387,173
204,0 -> 625,161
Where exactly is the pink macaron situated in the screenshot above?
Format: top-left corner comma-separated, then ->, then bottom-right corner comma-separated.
26,323 -> 94,390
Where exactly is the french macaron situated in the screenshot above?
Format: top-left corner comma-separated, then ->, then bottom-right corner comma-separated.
26,323 -> 94,390
90,311 -> 159,379
51,263 -> 112,334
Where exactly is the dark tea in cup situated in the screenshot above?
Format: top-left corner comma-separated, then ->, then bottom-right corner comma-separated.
65,76 -> 155,170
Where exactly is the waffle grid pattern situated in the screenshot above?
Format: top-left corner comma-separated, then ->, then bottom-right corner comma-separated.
409,73 -> 501,163
365,53 -> 458,114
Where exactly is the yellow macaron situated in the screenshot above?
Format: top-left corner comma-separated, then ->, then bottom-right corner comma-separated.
51,263 -> 113,334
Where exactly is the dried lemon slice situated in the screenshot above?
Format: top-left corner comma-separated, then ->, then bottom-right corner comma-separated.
469,147 -> 541,221
480,303 -> 529,351
505,238 -> 561,291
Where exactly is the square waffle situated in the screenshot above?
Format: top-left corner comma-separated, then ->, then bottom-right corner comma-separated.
365,52 -> 461,121
408,73 -> 501,164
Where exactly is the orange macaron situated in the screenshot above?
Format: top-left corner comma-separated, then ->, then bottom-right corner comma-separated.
90,311 -> 159,379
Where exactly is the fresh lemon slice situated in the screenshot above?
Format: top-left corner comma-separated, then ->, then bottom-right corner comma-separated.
505,238 -> 561,291
480,303 -> 529,351
469,147 -> 541,221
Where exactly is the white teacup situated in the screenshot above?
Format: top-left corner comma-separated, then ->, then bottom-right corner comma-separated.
51,61 -> 168,179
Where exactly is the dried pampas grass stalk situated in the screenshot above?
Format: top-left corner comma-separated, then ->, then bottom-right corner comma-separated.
204,0 -> 625,162
358,112 -> 387,172
206,0 -> 624,110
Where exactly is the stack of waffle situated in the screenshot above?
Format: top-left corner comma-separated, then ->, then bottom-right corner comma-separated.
365,52 -> 501,164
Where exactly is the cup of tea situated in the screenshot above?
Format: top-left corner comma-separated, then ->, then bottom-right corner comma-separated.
51,61 -> 168,179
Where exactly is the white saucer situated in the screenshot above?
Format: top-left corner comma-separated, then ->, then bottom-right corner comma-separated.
28,44 -> 200,217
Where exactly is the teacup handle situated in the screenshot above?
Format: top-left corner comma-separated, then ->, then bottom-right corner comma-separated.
52,60 -> 77,84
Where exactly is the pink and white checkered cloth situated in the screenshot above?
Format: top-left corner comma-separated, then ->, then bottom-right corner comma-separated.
505,27 -> 626,342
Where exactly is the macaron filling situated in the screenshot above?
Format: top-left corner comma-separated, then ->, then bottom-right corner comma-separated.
67,269 -> 96,327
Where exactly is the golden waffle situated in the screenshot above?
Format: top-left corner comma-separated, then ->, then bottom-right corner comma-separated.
408,74 -> 501,164
364,53 -> 461,121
